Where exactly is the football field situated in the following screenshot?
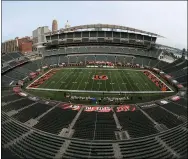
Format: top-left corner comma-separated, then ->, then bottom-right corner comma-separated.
27,68 -> 172,93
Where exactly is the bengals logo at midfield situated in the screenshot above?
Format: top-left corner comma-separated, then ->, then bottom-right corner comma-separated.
93,75 -> 108,80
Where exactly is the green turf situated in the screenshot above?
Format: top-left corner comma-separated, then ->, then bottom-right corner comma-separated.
37,68 -> 161,92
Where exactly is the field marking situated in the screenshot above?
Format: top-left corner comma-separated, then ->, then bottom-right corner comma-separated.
117,70 -> 128,90
103,70 -> 108,92
139,73 -> 156,91
84,71 -> 93,90
109,71 -> 114,91
60,67 -> 144,71
130,72 -> 144,91
52,69 -> 71,89
27,87 -> 173,93
26,69 -> 53,89
91,68 -> 97,91
63,69 -> 78,89
70,70 -> 83,90
26,68 -> 174,93
133,72 -> 149,91
114,71 -> 122,91
122,70 -> 135,91
75,70 -> 87,90
147,70 -> 173,92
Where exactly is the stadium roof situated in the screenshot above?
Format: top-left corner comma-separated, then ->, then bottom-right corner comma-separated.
47,24 -> 164,38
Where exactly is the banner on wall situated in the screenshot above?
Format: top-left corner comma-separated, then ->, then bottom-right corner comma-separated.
116,105 -> 136,112
84,106 -> 112,112
138,103 -> 157,108
60,103 -> 81,111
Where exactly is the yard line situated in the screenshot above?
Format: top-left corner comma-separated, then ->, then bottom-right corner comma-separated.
84,71 -> 92,90
136,72 -> 153,91
116,70 -> 127,91
51,70 -> 69,88
114,71 -> 122,91
129,71 -> 144,91
54,69 -> 75,89
104,70 -> 107,91
41,70 -> 64,88
139,73 -> 154,91
63,69 -> 79,89
70,70 -> 83,90
121,70 -> 135,91
109,71 -> 114,91
75,70 -> 87,90
91,68 -> 97,91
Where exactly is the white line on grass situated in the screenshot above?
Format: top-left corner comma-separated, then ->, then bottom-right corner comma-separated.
52,69 -> 71,89
63,69 -> 78,89
138,72 -> 154,91
74,70 -> 86,90
26,69 -> 53,89
27,87 -> 173,93
114,71 -> 122,91
133,72 -> 149,91
109,71 -> 114,91
117,70 -> 128,91
147,70 -> 173,92
91,68 -> 97,91
121,70 -> 135,91
84,71 -> 92,90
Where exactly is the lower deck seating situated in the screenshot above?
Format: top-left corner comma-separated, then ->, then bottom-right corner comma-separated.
21,62 -> 39,72
159,126 -> 187,157
161,102 -> 187,118
116,110 -> 158,138
73,112 -> 116,140
170,68 -> 187,78
63,141 -> 114,159
2,121 -> 29,145
2,98 -> 35,112
12,103 -> 51,123
34,107 -> 78,134
156,60 -> 169,69
144,107 -> 183,128
119,137 -> 173,159
4,69 -> 26,80
1,75 -> 16,86
175,74 -> 187,84
2,94 -> 22,103
174,98 -> 187,107
9,132 -> 64,159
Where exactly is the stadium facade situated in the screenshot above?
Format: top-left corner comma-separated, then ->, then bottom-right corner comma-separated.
1,23 -> 187,159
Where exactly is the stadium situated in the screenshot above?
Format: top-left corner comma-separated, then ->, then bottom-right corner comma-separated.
1,23 -> 187,159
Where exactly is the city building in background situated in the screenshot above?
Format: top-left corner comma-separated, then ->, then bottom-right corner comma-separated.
2,38 -> 19,54
52,19 -> 58,32
32,26 -> 51,53
18,36 -> 33,54
2,36 -> 33,54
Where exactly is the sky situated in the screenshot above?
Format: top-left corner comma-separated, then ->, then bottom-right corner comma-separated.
2,1 -> 187,49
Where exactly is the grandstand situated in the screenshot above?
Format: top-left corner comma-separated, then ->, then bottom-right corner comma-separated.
1,24 -> 187,159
